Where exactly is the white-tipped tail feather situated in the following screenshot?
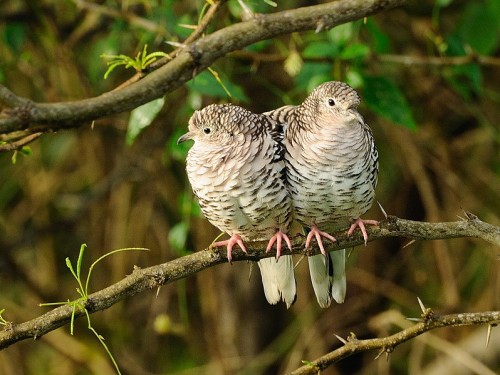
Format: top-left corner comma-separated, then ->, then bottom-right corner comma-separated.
258,256 -> 296,308
308,249 -> 346,308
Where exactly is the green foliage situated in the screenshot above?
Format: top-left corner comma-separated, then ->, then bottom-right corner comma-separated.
363,76 -> 417,130
101,44 -> 168,79
187,70 -> 249,102
10,146 -> 32,164
40,244 -> 149,375
126,97 -> 165,145
0,309 -> 7,326
2,22 -> 26,54
454,0 -> 500,55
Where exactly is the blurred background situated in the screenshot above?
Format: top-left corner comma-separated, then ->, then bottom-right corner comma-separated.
0,0 -> 499,374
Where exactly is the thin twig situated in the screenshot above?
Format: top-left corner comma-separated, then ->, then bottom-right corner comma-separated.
0,132 -> 42,152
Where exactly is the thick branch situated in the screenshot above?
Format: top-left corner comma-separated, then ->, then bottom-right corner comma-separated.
0,0 -> 405,134
0,215 -> 498,350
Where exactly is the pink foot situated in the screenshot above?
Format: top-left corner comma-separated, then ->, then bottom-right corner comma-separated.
305,225 -> 336,256
213,234 -> 248,263
347,218 -> 379,244
265,230 -> 292,260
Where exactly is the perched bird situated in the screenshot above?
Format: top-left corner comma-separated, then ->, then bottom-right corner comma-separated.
265,81 -> 379,308
178,104 -> 296,307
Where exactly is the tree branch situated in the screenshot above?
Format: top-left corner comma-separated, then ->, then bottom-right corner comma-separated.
289,309 -> 500,375
0,214 -> 498,351
0,0 -> 405,135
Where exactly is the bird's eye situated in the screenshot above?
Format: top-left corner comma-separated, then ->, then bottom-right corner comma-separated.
327,98 -> 335,107
203,127 -> 211,134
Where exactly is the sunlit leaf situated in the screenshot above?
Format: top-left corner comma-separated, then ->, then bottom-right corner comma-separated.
363,76 -> 417,130
126,97 -> 165,145
328,22 -> 353,46
284,50 -> 303,77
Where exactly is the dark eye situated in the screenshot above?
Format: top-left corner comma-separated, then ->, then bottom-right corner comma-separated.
203,127 -> 211,134
327,98 -> 335,106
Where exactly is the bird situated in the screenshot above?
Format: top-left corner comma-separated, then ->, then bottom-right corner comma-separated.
265,81 -> 379,308
178,103 -> 296,308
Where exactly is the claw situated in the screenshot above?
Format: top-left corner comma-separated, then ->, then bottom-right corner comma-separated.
347,218 -> 379,245
266,230 -> 292,260
214,234 -> 247,263
305,225 -> 336,256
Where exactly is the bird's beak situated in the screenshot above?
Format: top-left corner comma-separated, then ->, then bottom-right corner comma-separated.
177,131 -> 193,144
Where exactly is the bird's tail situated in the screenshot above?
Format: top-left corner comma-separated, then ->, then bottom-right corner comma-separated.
308,249 -> 346,308
258,255 -> 297,308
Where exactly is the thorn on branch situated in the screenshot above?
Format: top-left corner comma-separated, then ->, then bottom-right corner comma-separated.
315,16 -> 328,33
486,324 -> 492,347
464,211 -> 478,221
334,334 -> 347,345
417,297 -> 435,322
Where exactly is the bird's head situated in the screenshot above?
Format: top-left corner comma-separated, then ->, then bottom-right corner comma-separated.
301,81 -> 361,126
178,104 -> 252,146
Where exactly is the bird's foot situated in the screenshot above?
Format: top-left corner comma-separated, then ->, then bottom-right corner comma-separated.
265,230 -> 292,260
213,234 -> 247,263
305,225 -> 337,256
347,218 -> 379,245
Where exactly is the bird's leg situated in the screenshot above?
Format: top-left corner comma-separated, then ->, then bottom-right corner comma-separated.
305,224 -> 337,256
266,230 -> 292,260
347,218 -> 379,245
213,234 -> 248,263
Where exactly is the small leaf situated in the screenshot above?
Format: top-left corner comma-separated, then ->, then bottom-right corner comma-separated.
328,22 -> 354,46
294,62 -> 331,92
363,76 -> 417,130
436,0 -> 453,7
455,0 -> 500,55
76,243 -> 86,280
66,257 -> 77,279
284,50 -> 303,77
19,146 -> 32,156
169,222 -> 189,254
302,41 -> 338,58
339,43 -> 370,60
263,0 -> 277,7
126,97 -> 165,145
187,71 -> 248,102
363,19 -> 391,54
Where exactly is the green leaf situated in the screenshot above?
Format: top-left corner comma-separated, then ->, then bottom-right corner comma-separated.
284,50 -> 303,77
302,42 -> 338,59
294,62 -> 331,92
436,0 -> 454,7
126,97 -> 165,145
187,70 -> 248,102
328,22 -> 353,46
3,23 -> 26,54
169,222 -> 189,254
19,146 -> 32,156
76,243 -> 86,280
339,43 -> 370,60
455,0 -> 500,55
363,19 -> 391,54
363,76 -> 417,130
444,35 -> 482,98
